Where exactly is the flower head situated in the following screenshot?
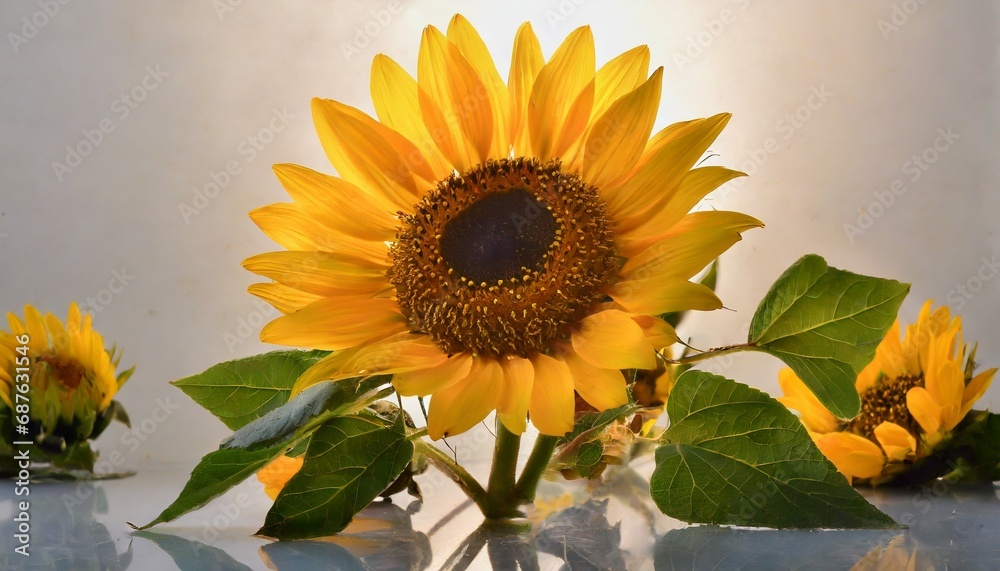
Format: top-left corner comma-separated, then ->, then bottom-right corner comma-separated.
0,303 -> 132,460
246,15 -> 761,439
779,300 -> 996,483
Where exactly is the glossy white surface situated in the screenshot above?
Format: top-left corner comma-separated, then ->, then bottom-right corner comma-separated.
0,0 -> 997,470
2,462 -> 1000,570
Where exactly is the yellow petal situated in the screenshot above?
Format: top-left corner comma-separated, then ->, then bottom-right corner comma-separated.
428,359 -> 504,439
418,25 -> 493,170
447,14 -> 510,158
272,164 -> 397,241
618,166 -> 746,257
260,297 -> 407,351
621,211 -> 763,282
581,67 -> 662,189
591,45 -> 650,122
873,421 -> 916,462
242,251 -> 390,298
553,77 -> 595,163
311,98 -> 424,211
611,279 -> 722,316
507,22 -> 544,156
257,455 -> 304,500
776,367 -> 839,434
248,203 -> 350,252
24,305 -> 48,349
906,386 -> 943,436
528,25 -> 594,161
630,314 -> 679,350
564,350 -> 628,411
963,367 -> 995,410
606,113 -> 731,222
393,352 -> 473,397
570,309 -> 656,370
247,283 -> 323,315
292,333 -> 448,396
924,327 -> 964,408
498,357 -> 534,435
370,54 -> 451,179
528,354 -> 575,436
814,432 -> 885,481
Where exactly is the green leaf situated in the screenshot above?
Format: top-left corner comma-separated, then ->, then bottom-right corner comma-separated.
748,254 -> 909,419
220,376 -> 390,451
258,413 -> 413,540
650,370 -> 900,529
172,349 -> 330,430
136,440 -> 289,530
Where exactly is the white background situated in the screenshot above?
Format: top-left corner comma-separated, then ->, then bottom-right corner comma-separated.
1,0 -> 997,469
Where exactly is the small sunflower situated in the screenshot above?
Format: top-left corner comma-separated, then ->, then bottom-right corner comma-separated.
245,15 -> 761,439
779,300 -> 996,483
0,303 -> 132,462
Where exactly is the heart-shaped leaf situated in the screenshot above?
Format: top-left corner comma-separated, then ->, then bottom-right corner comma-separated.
749,254 -> 908,419
650,370 -> 900,529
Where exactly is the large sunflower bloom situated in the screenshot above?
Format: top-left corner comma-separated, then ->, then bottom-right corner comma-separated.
0,303 -> 131,453
779,300 -> 996,483
245,15 -> 761,439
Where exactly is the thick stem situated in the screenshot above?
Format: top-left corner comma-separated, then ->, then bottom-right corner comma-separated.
483,423 -> 522,519
414,440 -> 490,516
513,434 -> 559,503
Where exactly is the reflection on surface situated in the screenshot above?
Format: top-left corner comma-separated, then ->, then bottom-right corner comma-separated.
134,500 -> 431,571
0,482 -> 132,571
6,467 -> 1000,570
655,485 -> 1000,571
259,501 -> 431,570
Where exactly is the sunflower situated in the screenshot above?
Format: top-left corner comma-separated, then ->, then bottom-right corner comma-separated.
0,303 -> 132,457
258,454 -> 304,500
779,300 -> 996,483
244,15 -> 761,439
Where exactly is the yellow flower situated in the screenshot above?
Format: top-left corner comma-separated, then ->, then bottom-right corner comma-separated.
258,455 -> 305,500
245,14 -> 761,439
779,300 -> 996,483
0,303 -> 132,449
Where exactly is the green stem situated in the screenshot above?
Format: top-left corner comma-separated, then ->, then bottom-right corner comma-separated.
513,434 -> 559,503
414,440 -> 490,516
483,423 -> 522,519
661,343 -> 755,366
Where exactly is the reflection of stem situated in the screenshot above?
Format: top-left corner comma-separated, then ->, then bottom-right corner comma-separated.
414,440 -> 490,516
439,527 -> 488,571
427,498 -> 474,537
484,423 -> 522,519
659,343 -> 755,366
514,435 -> 559,503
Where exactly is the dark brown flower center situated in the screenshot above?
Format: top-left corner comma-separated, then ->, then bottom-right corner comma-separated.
843,374 -> 923,439
37,354 -> 85,390
388,157 -> 619,358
